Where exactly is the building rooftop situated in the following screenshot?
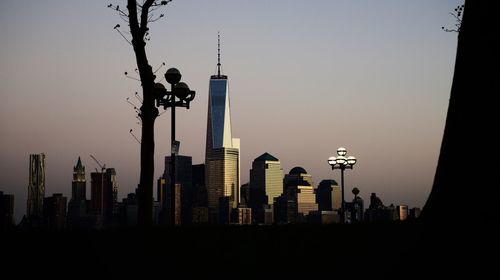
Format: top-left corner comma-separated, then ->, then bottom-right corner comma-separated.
255,152 -> 279,162
289,166 -> 307,175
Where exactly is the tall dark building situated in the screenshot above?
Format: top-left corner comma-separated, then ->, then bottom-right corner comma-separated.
43,193 -> 67,229
249,152 -> 283,224
163,155 -> 193,225
27,153 -> 45,222
205,33 -> 240,223
67,157 -> 87,227
191,164 -> 209,224
192,164 -> 207,207
282,167 -> 317,223
0,191 -> 15,230
316,179 -> 341,211
90,168 -> 117,227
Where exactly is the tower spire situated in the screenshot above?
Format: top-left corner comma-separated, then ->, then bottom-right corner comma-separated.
217,31 -> 221,77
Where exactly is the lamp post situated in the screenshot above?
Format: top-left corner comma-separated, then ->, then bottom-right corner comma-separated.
328,147 -> 357,224
154,68 -> 196,225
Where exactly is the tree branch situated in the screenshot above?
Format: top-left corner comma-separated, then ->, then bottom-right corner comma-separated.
140,0 -> 155,38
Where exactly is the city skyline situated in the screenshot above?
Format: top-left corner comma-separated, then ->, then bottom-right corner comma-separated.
0,0 -> 461,222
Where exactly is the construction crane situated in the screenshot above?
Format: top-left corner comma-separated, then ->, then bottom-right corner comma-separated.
90,154 -> 106,173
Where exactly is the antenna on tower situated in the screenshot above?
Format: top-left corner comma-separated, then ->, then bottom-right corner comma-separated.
217,31 -> 221,77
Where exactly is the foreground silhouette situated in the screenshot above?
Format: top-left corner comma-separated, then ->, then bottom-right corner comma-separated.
422,1 -> 499,223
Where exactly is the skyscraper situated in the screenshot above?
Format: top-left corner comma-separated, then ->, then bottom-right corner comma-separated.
43,193 -> 67,229
68,157 -> 87,227
162,155 -> 193,225
249,152 -> 283,223
250,152 -> 283,205
316,179 -> 341,211
27,153 -> 45,221
205,33 -> 240,222
0,191 -> 15,230
91,168 -> 117,226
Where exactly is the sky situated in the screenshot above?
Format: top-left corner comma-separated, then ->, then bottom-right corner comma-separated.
0,0 -> 461,223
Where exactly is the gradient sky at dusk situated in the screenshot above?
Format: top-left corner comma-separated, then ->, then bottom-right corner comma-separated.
0,0 -> 461,222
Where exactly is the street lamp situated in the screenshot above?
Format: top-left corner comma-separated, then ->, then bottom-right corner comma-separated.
154,68 -> 196,225
328,147 -> 357,224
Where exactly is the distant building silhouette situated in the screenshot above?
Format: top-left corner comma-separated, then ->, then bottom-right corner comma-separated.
191,164 -> 208,224
231,206 -> 252,225
0,191 -> 14,230
118,192 -> 138,227
316,179 -> 341,211
409,207 -> 421,219
346,192 -> 364,223
273,195 -> 295,224
364,193 -> 397,222
162,155 -> 193,225
27,153 -> 45,225
205,35 -> 240,223
397,205 -> 408,221
43,193 -> 67,229
282,167 -> 318,223
67,157 -> 88,228
240,182 -> 250,206
90,168 -> 117,227
164,183 -> 182,225
249,152 -> 283,224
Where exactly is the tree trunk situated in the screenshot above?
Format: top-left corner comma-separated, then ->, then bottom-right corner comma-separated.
127,0 -> 158,227
422,0 -> 500,223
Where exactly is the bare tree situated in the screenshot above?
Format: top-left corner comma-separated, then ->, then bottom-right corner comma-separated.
108,0 -> 171,226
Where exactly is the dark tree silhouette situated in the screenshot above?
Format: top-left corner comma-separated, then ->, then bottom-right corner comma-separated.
109,0 -> 172,226
422,1 -> 500,223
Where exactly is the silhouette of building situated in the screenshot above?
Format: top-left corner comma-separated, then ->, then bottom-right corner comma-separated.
192,164 -> 209,224
273,195 -> 295,224
205,34 -> 240,223
27,153 -> 45,224
240,182 -> 250,206
67,157 -> 88,227
43,193 -> 67,229
409,207 -> 421,219
163,155 -> 193,225
316,179 -> 341,211
283,167 -> 314,191
397,205 -> 408,221
249,152 -> 283,224
231,206 -> 252,225
364,193 -> 398,222
283,167 -> 317,223
0,191 -> 14,230
118,192 -> 138,227
308,211 -> 339,224
164,183 -> 182,225
157,177 -> 166,205
346,195 -> 364,223
90,168 -> 117,227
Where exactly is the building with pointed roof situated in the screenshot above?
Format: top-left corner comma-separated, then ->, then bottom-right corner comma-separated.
205,33 -> 240,223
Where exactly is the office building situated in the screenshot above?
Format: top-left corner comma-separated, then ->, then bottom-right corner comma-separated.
283,167 -> 318,223
397,205 -> 409,221
67,157 -> 87,227
43,193 -> 67,229
162,155 -> 193,225
205,34 -> 240,223
27,153 -> 45,222
316,179 -> 341,211
90,168 -> 117,226
249,152 -> 282,223
0,191 -> 14,230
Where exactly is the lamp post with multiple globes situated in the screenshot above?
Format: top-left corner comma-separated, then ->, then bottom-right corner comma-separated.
328,147 -> 357,224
